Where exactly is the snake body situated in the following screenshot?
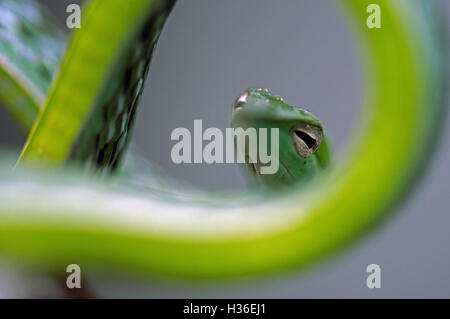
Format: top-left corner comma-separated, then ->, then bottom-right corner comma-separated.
0,0 -> 445,279
0,0 -> 65,130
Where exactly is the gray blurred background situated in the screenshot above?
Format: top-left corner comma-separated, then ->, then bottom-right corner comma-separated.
0,0 -> 449,298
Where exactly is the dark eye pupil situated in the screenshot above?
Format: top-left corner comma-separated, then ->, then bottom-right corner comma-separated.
295,130 -> 316,149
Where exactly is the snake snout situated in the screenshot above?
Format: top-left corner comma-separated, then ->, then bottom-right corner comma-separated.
234,91 -> 249,109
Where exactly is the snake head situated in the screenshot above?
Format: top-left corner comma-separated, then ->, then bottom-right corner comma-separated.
233,88 -> 325,158
231,88 -> 330,186
233,88 -> 285,110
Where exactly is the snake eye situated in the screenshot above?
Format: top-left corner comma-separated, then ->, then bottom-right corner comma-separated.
290,123 -> 323,158
294,130 -> 317,149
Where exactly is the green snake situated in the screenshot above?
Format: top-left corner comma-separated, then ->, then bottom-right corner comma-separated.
0,0 -> 445,279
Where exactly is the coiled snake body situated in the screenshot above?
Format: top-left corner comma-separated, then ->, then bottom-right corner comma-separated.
0,0 -> 445,279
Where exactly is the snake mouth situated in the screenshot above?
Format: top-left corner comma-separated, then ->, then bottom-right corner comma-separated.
290,123 -> 322,158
